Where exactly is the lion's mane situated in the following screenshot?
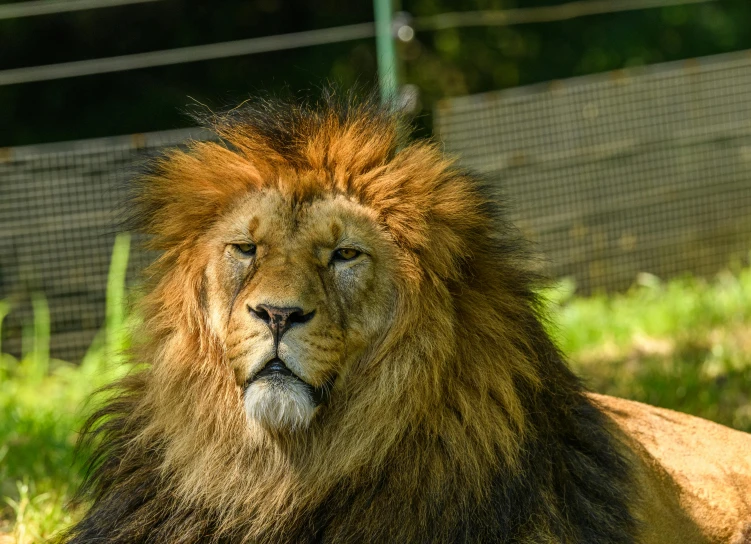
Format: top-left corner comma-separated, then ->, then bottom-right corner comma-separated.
64,93 -> 636,543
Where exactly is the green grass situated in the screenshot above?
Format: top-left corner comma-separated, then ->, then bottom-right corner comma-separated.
544,269 -> 751,431
1,246 -> 750,541
0,234 -> 133,542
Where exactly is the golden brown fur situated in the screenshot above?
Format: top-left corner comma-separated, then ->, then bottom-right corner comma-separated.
593,394 -> 751,543
63,93 -> 751,544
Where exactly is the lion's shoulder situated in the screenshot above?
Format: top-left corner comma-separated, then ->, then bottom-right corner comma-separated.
590,393 -> 751,544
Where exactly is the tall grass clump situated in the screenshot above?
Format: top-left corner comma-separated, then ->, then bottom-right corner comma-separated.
0,234 -> 133,542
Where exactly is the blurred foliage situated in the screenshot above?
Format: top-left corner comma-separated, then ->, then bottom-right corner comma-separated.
0,235 -> 133,542
402,0 -> 751,133
2,1 -> 751,144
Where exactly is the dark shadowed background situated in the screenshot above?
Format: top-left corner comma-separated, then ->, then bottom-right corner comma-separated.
2,0 -> 751,145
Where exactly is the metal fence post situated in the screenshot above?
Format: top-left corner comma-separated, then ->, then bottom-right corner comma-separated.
373,0 -> 398,104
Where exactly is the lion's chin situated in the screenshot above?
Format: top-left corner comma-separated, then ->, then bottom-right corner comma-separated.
243,377 -> 317,431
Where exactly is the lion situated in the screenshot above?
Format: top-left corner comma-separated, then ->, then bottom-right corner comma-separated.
62,93 -> 751,544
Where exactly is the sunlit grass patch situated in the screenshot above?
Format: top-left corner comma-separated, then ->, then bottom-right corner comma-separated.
0,234 -> 134,542
545,268 -> 751,431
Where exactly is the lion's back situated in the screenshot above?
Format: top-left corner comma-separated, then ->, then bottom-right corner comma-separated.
591,393 -> 751,544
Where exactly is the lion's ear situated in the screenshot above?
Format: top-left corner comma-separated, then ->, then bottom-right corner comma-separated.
131,142 -> 263,248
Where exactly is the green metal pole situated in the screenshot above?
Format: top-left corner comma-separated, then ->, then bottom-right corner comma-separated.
373,0 -> 398,104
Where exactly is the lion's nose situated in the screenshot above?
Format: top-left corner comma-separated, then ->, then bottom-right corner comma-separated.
249,304 -> 315,343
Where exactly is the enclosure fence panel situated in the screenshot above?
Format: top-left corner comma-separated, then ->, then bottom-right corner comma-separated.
435,49 -> 751,294
0,128 -> 212,362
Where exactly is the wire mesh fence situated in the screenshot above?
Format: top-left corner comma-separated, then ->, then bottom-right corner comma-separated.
0,127 -> 211,361
435,49 -> 751,295
2,49 -> 751,361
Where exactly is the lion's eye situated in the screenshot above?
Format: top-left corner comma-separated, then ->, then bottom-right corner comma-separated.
332,248 -> 361,262
232,243 -> 257,257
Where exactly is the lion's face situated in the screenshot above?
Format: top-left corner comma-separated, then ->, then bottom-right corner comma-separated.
202,189 -> 397,431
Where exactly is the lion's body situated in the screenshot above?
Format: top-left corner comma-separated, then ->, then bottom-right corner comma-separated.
594,394 -> 751,543
62,94 -> 750,544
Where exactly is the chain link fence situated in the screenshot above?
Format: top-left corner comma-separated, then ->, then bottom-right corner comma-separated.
2,49 -> 751,360
435,49 -> 751,294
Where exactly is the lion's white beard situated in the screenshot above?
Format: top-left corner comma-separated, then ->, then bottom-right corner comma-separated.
243,377 -> 316,430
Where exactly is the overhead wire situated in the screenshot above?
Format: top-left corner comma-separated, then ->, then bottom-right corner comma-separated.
0,0 -> 162,20
0,23 -> 376,86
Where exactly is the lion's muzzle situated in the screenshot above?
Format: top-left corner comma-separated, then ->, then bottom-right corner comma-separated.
247,358 -> 332,406
243,356 -> 333,430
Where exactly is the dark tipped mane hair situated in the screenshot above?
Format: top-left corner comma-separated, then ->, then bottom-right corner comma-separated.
62,92 -> 637,544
